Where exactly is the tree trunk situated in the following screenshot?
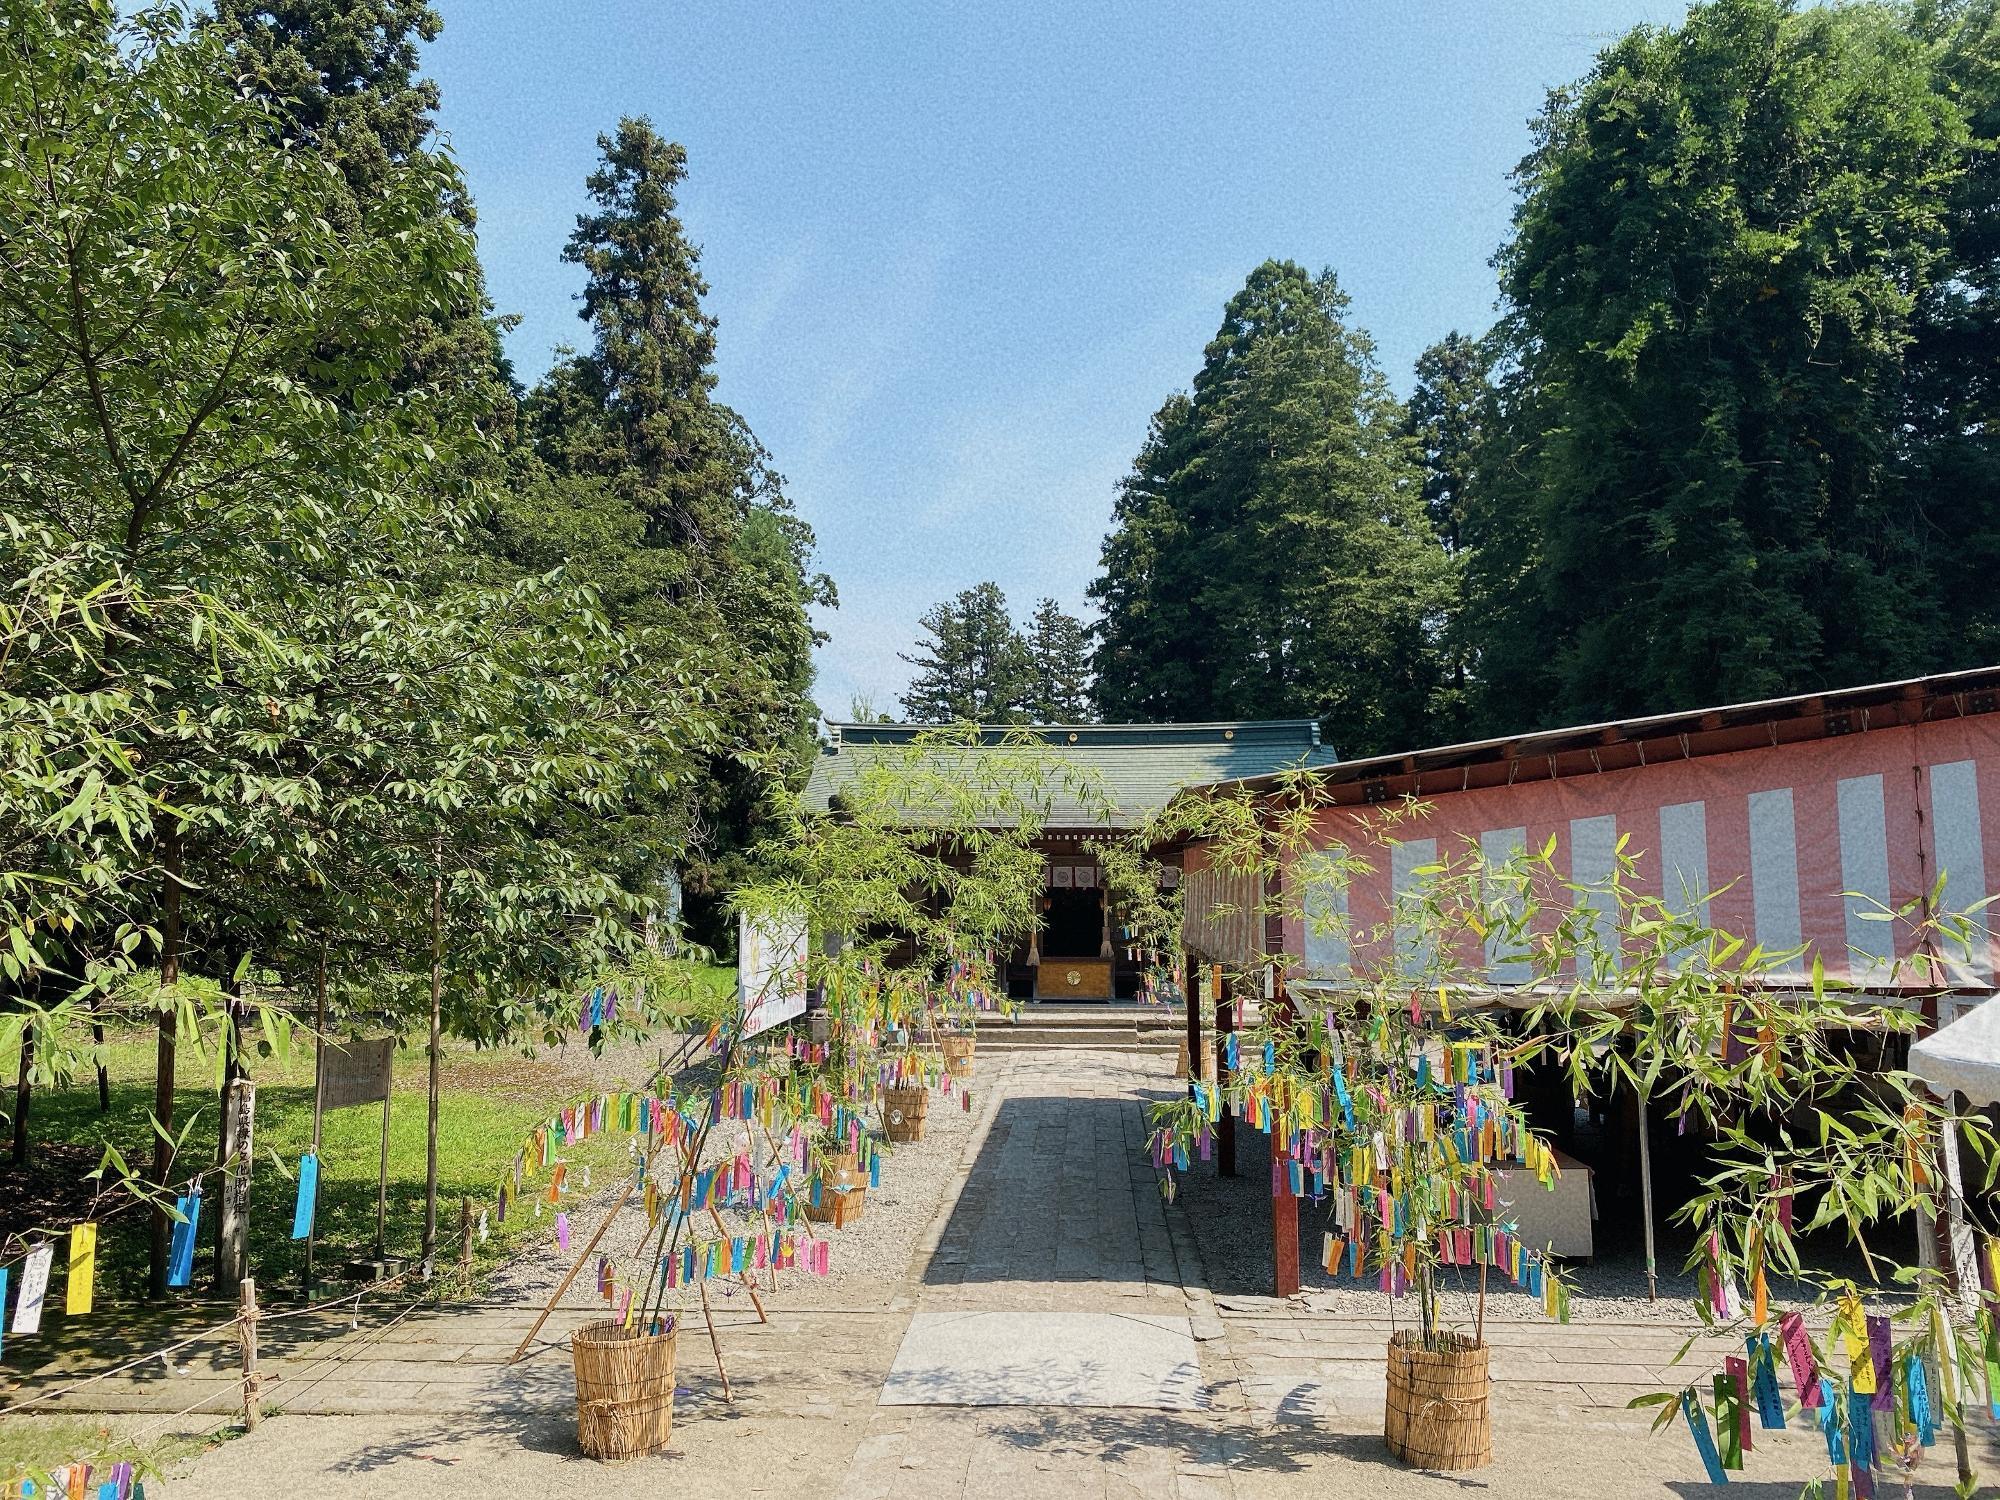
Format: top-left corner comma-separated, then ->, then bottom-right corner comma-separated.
148,819 -> 183,1299
10,1020 -> 32,1170
92,995 -> 110,1113
213,949 -> 247,1271
421,865 -> 443,1276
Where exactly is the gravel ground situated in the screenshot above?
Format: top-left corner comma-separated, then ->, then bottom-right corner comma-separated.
483,1050 -> 987,1317
1174,1108 -> 1919,1324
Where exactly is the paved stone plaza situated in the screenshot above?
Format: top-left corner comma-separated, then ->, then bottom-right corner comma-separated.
20,1050 -> 1995,1496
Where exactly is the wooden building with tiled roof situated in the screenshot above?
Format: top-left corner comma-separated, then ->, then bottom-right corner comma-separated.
804,719 -> 1339,1002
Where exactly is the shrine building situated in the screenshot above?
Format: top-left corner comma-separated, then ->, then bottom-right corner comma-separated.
803,719 -> 1340,1003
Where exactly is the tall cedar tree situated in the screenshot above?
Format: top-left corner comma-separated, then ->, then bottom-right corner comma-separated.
1405,333 -> 1491,555
205,0 -> 441,210
204,0 -> 516,427
1090,261 -> 1452,755
1404,334 -> 1493,740
1089,394 -> 1205,722
899,583 -> 1034,723
1023,598 -> 1094,723
1900,1 -> 2000,668
196,0 -> 516,990
1469,0 -> 1969,728
503,120 -> 829,938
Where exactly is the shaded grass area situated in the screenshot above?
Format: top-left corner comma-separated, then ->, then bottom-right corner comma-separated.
1,962 -> 736,1302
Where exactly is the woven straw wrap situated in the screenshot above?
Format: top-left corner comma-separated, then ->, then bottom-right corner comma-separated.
571,1319 -> 677,1459
941,1036 -> 975,1077
1383,1329 -> 1492,1470
884,1085 -> 930,1142
806,1151 -> 867,1226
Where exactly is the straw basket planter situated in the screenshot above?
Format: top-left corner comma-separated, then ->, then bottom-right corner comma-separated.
1383,1330 -> 1491,1470
883,1084 -> 929,1142
940,1034 -> 975,1078
805,1151 -> 866,1228
571,1318 -> 678,1460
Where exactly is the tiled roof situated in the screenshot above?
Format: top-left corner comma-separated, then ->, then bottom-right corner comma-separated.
802,720 -> 1340,829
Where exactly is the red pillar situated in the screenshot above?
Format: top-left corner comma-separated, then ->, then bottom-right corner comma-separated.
1270,965 -> 1300,1296
1273,1171 -> 1300,1296
1213,965 -> 1236,1178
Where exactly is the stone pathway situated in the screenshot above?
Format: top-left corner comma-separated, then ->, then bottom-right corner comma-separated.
922,1069 -> 1180,1301
22,1049 -> 1999,1496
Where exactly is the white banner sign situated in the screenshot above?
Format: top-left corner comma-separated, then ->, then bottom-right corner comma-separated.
738,911 -> 808,1038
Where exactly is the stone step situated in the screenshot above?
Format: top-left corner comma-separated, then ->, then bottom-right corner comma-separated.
991,1005 -> 1184,1029
980,1027 -> 1180,1052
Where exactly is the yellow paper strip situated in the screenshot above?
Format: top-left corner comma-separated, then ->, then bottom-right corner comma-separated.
65,1222 -> 96,1316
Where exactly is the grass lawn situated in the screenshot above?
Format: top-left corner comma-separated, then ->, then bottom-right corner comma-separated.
1,961 -> 736,1305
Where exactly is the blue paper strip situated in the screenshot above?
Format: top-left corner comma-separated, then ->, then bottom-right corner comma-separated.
167,1191 -> 201,1288
1908,1353 -> 1934,1445
1817,1379 -> 1844,1464
1848,1390 -> 1876,1498
1682,1389 -> 1729,1484
291,1153 -> 319,1240
1748,1333 -> 1786,1430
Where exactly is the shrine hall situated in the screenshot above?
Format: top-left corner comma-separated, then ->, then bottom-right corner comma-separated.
803,718 -> 1340,1002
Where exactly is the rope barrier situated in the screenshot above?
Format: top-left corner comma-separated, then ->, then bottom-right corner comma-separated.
0,1313 -> 244,1417
0,1261 -> 418,1418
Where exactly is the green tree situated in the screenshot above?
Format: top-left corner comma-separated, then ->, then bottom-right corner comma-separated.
1,0 -> 481,1283
1404,334 -> 1493,738
491,118 -> 831,945
0,4 -> 705,1287
204,0 -> 441,207
1472,0 -> 1970,729
204,0 -> 516,438
1090,261 -> 1453,754
899,583 -> 1033,723
550,118 -> 736,557
1022,598 -> 1094,723
1900,0 -> 2000,670
1405,333 -> 1491,555
1089,394 -> 1208,722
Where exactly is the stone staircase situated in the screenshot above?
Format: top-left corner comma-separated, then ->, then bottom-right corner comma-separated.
977,1004 -> 1186,1053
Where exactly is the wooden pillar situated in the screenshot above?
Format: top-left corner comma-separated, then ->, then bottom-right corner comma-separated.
238,1277 -> 262,1431
1213,965 -> 1236,1178
214,1078 -> 256,1294
1182,953 -> 1202,1092
1270,966 -> 1300,1297
1272,1165 -> 1300,1295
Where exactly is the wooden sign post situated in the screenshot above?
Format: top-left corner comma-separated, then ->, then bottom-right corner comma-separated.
314,1036 -> 398,1278
215,1078 -> 257,1295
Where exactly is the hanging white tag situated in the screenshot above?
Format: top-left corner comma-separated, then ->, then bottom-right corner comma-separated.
11,1243 -> 52,1335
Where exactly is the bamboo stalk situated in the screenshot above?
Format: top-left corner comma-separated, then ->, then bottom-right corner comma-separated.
697,1275 -> 732,1403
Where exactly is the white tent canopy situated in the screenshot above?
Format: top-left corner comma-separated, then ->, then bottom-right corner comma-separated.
1910,998 -> 2000,1105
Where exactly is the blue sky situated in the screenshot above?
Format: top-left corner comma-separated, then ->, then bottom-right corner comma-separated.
424,1 -> 1687,721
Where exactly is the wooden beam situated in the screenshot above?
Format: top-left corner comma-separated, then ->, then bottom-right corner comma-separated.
1183,954 -> 1202,1094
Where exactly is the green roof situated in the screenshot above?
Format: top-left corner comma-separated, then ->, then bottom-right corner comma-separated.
802,720 -> 1340,830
